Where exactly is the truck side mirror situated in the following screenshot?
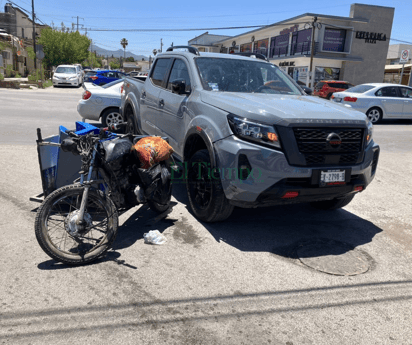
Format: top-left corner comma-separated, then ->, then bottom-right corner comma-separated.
171,79 -> 189,95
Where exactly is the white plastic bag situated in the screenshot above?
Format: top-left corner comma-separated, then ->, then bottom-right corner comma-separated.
143,230 -> 167,245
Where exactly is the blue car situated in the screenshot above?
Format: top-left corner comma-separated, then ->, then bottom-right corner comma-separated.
85,70 -> 127,86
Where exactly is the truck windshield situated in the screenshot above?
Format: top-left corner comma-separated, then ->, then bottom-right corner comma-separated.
195,57 -> 301,95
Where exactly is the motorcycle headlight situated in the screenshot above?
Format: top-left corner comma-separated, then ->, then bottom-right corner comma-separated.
366,120 -> 373,145
227,114 -> 281,149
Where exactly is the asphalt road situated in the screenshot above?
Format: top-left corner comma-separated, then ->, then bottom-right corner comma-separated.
0,87 -> 411,345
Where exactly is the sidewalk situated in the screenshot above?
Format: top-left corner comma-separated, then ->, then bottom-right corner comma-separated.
3,77 -> 29,82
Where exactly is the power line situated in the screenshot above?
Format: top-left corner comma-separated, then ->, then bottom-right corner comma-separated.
81,24 -> 267,32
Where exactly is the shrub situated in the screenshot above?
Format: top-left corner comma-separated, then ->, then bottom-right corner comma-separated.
0,73 -> 4,81
6,64 -> 13,77
28,69 -> 45,82
15,73 -> 22,78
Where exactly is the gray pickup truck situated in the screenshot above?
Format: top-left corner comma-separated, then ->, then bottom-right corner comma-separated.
121,46 -> 379,222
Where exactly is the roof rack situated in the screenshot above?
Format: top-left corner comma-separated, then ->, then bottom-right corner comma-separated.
232,52 -> 269,62
166,46 -> 200,55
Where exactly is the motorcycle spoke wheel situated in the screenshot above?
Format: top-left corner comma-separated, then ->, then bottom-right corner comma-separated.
35,185 -> 119,265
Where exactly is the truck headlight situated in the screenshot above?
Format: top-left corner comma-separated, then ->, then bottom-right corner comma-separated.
366,120 -> 373,145
70,76 -> 77,80
53,75 -> 59,80
227,114 -> 281,149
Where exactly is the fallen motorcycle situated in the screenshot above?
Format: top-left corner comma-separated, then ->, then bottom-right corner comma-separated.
34,123 -> 173,265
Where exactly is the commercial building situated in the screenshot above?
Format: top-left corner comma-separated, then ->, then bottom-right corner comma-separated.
188,3 -> 395,87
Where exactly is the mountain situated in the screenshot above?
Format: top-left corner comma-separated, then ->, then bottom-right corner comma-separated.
90,44 -> 148,61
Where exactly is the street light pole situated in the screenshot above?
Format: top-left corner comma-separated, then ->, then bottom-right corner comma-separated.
31,0 -> 36,70
308,16 -> 318,88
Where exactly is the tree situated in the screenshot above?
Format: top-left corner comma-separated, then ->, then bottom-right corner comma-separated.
38,27 -> 90,68
110,61 -> 120,70
125,57 -> 134,62
83,52 -> 102,69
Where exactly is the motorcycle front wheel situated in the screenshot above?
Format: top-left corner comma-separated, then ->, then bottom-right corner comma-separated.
35,184 -> 119,265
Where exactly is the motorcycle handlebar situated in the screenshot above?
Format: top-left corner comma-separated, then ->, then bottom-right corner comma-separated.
65,130 -> 80,138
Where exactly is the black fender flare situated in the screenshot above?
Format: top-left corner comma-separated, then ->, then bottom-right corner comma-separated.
183,126 -> 217,168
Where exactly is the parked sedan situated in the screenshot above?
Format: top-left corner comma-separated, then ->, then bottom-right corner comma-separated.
77,79 -> 124,126
84,70 -> 127,86
53,65 -> 83,87
332,83 -> 412,123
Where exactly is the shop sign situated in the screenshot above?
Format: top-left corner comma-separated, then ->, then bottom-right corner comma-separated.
253,38 -> 269,55
280,25 -> 299,35
270,34 -> 289,57
279,61 -> 295,67
240,42 -> 252,53
399,49 -> 410,63
294,28 -> 312,54
323,29 -> 346,52
293,67 -> 308,84
355,31 -> 386,44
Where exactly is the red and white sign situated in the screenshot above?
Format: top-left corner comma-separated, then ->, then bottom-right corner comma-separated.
400,49 -> 410,63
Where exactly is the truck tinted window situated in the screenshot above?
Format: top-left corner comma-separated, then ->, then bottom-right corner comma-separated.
167,59 -> 191,92
151,58 -> 172,87
327,83 -> 351,89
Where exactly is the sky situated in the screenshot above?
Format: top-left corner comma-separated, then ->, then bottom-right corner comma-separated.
2,0 -> 411,57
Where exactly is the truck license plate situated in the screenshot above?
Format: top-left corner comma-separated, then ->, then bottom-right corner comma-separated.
334,97 -> 342,102
320,170 -> 345,184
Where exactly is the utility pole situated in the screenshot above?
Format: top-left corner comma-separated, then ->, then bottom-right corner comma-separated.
72,16 -> 84,32
31,0 -> 36,69
308,16 -> 318,88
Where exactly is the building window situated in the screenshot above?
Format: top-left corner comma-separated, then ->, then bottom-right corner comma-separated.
322,28 -> 346,52
240,43 -> 252,52
269,34 -> 289,58
315,67 -> 340,84
291,28 -> 312,55
253,39 -> 269,56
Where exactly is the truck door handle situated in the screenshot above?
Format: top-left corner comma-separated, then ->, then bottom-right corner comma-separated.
141,91 -> 146,99
159,99 -> 165,107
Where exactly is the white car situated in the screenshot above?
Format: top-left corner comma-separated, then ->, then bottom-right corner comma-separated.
77,79 -> 124,126
332,83 -> 412,123
53,65 -> 83,87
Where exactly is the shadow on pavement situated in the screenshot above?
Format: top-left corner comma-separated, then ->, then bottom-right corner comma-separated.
37,201 -> 179,270
374,119 -> 412,125
171,182 -> 382,260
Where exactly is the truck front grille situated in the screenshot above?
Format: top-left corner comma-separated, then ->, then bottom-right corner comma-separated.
293,128 -> 364,166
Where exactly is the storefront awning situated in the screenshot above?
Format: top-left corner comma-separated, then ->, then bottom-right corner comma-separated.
385,64 -> 412,71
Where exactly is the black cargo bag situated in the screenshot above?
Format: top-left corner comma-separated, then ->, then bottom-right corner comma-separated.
137,163 -> 171,205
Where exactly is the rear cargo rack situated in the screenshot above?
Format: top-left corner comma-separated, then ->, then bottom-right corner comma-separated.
166,46 -> 200,55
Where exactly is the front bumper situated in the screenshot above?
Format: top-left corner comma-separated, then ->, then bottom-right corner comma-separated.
53,78 -> 79,86
214,135 -> 379,208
